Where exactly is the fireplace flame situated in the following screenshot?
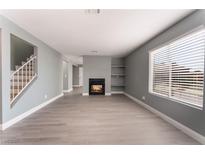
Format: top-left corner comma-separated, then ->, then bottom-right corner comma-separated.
91,85 -> 102,92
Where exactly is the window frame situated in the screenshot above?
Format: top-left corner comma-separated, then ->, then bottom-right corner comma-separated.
148,26 -> 205,110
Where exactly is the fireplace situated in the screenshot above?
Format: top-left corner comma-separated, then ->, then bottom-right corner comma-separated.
89,78 -> 105,95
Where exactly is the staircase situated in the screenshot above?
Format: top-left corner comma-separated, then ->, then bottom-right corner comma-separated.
10,54 -> 37,106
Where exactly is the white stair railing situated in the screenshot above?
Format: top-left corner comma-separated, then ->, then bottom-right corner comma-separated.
10,55 -> 37,105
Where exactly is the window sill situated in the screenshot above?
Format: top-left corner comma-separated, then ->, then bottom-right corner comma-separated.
149,91 -> 203,111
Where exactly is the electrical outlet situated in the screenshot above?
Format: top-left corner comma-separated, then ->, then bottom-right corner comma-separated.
142,96 -> 145,100
44,94 -> 48,99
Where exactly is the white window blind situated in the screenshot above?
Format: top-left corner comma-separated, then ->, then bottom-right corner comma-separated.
150,28 -> 205,108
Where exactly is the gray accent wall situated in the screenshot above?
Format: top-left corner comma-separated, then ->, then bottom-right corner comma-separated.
83,56 -> 111,94
73,65 -> 79,86
125,10 -> 205,136
0,15 -> 64,123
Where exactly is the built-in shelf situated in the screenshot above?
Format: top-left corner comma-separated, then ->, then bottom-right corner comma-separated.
111,85 -> 125,87
111,86 -> 124,93
111,58 -> 126,93
111,91 -> 124,94
111,74 -> 125,77
111,65 -> 126,68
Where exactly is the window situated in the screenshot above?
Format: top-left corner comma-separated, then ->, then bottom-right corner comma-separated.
149,28 -> 205,108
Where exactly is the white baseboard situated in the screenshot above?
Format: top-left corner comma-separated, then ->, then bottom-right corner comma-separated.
1,93 -> 64,131
105,93 -> 111,96
82,93 -> 89,96
124,92 -> 205,144
111,91 -> 124,94
63,88 -> 73,93
73,85 -> 80,87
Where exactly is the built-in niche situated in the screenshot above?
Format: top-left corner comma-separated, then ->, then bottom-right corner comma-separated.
10,34 -> 36,71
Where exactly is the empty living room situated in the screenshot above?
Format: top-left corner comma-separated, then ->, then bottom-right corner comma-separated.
0,0 -> 205,153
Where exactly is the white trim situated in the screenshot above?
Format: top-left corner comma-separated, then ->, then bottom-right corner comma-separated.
105,93 -> 111,96
73,85 -> 80,87
111,91 -> 124,94
124,92 -> 205,144
63,88 -> 73,93
82,93 -> 89,96
1,93 -> 64,131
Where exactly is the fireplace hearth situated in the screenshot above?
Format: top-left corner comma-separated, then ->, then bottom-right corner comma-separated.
89,78 -> 105,95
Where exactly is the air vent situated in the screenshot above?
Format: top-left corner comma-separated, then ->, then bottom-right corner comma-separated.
85,9 -> 100,14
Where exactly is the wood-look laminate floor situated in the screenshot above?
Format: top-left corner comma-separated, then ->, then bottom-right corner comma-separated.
0,88 -> 199,144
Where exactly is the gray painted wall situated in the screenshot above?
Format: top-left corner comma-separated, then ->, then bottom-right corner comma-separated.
10,35 -> 34,70
83,56 -> 111,94
0,29 -> 2,124
73,65 -> 79,86
125,10 -> 205,136
0,15 -> 64,123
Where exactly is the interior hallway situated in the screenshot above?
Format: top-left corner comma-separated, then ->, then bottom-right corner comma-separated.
0,88 -> 199,144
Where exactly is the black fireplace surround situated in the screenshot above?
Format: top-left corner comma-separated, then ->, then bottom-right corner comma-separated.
89,78 -> 105,95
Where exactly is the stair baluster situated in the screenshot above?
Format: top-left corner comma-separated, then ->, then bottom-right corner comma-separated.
10,55 -> 37,105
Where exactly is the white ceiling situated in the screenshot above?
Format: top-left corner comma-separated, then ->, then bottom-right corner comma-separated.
0,9 -> 194,64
